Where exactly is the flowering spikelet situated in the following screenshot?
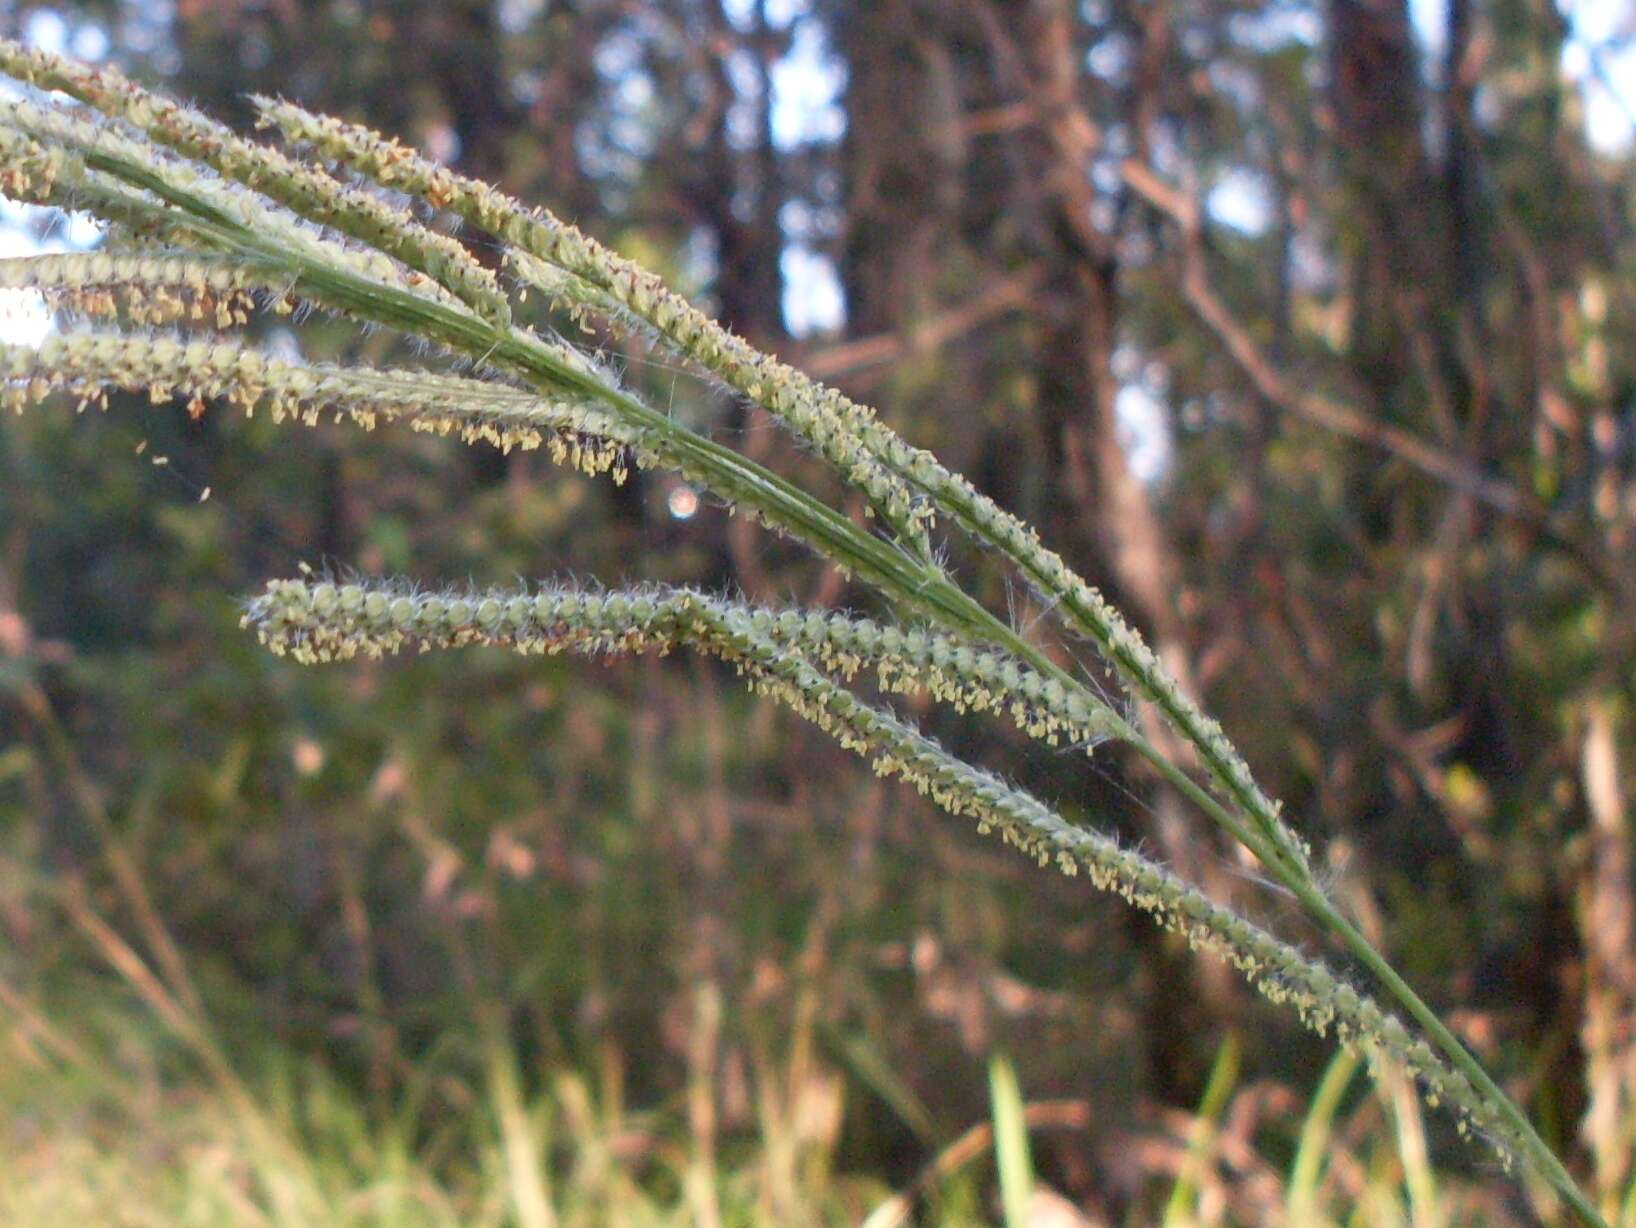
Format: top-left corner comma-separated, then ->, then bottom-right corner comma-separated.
0,251 -> 298,327
0,41 -> 511,327
242,574 -> 1517,1163
0,96 -> 473,319
244,577 -> 1120,753
0,124 -> 63,202
0,331 -> 639,475
0,126 -> 219,252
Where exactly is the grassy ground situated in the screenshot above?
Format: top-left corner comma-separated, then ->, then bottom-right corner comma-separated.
0,972 -> 1549,1228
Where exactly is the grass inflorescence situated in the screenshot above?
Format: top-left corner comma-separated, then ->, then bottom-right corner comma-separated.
0,39 -> 1605,1226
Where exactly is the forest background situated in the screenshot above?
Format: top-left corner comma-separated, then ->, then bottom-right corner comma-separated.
2,1 -> 1635,1224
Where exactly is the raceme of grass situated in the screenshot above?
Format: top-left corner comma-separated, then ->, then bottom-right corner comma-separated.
0,41 -> 1606,1225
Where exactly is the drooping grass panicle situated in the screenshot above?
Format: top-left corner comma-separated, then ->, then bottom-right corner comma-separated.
243,574 -> 1517,1163
0,90 -> 977,625
0,70 -> 1088,663
246,91 -> 1307,884
0,41 -> 511,327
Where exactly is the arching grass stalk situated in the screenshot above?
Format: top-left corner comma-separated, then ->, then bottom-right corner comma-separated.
0,45 -> 1606,1224
246,91 -> 1307,878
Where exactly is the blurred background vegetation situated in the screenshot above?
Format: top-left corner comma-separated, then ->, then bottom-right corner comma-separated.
1,0 -> 1635,1223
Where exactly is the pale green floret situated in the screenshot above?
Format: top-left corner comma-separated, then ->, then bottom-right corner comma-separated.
360,590 -> 385,619
389,596 -> 414,625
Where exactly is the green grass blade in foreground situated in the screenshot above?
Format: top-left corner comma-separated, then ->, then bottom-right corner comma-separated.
1287,1048 -> 1361,1221
988,1054 -> 1034,1228
1162,1032 -> 1240,1227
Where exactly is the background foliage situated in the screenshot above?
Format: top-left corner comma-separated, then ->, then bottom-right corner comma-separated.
1,1 -> 1635,1223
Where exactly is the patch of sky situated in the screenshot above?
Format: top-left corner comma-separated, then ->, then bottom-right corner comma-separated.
1180,20 -> 1215,63
721,0 -> 806,31
1413,0 -> 1635,154
1090,158 -> 1123,197
1208,58 -> 1263,113
781,244 -> 843,337
1559,0 -> 1636,155
1087,31 -> 1132,85
770,17 -> 846,147
679,226 -> 719,296
725,46 -> 764,151
760,2 -> 847,334
20,8 -> 113,60
1407,0 -> 1448,59
1228,3 -> 1322,51
510,69 -> 543,108
780,198 -> 840,245
1290,228 -> 1336,296
0,202 -> 106,349
113,0 -> 175,67
1208,169 -> 1273,236
1113,347 -> 1175,484
498,0 -> 545,36
578,30 -> 659,200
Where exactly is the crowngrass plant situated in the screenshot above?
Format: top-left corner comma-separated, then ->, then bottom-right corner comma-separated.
0,43 -> 1606,1225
